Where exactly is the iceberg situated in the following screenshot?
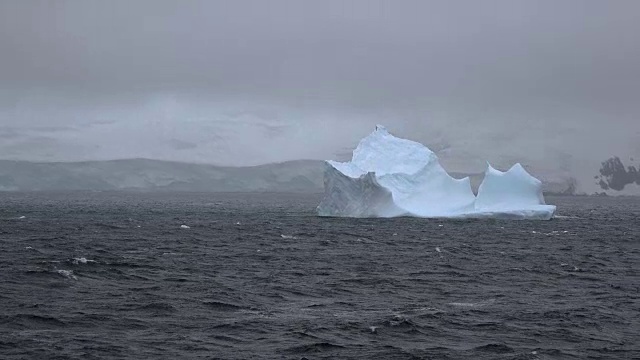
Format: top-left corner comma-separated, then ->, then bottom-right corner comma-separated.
317,125 -> 556,219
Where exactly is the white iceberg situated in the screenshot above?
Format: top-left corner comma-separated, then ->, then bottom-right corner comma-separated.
317,125 -> 555,219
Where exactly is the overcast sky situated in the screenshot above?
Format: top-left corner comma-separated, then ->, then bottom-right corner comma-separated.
0,1 -> 639,190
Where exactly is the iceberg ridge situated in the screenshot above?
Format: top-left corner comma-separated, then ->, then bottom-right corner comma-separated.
317,126 -> 556,220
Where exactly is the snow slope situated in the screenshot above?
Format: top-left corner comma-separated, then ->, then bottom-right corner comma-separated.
317,126 -> 556,219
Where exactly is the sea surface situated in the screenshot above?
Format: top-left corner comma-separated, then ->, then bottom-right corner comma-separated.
0,192 -> 638,359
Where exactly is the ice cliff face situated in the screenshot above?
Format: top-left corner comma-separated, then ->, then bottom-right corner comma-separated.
317,126 -> 556,219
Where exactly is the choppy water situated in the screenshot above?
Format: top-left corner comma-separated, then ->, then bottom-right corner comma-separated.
0,192 -> 638,359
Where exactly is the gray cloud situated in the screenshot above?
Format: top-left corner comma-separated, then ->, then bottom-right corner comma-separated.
1,1 -> 639,192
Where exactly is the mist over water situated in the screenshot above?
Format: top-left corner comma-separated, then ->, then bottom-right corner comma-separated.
1,95 -> 638,194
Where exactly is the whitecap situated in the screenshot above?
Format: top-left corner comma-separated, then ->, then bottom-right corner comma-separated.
280,234 -> 297,239
56,269 -> 77,280
448,299 -> 495,307
180,225 -> 190,229
554,215 -> 580,219
72,257 -> 95,265
448,302 -> 477,307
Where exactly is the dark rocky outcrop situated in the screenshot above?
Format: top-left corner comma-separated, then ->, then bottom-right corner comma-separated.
596,157 -> 640,191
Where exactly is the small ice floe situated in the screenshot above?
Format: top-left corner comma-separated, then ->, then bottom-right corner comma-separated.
180,225 -> 190,229
438,224 -> 443,227
369,326 -> 378,334
72,257 -> 95,265
531,231 -> 537,234
280,234 -> 297,239
57,269 -> 77,280
236,222 -> 241,225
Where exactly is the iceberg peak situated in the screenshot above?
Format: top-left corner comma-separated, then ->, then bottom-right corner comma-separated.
317,126 -> 556,219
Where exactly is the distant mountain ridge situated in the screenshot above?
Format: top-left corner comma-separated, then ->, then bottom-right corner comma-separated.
0,159 -> 325,192
0,158 -> 578,194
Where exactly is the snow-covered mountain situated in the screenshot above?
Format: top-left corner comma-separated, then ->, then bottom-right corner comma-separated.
1,97 -> 636,195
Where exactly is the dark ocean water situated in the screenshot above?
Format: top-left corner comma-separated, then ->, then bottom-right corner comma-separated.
0,192 -> 638,359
